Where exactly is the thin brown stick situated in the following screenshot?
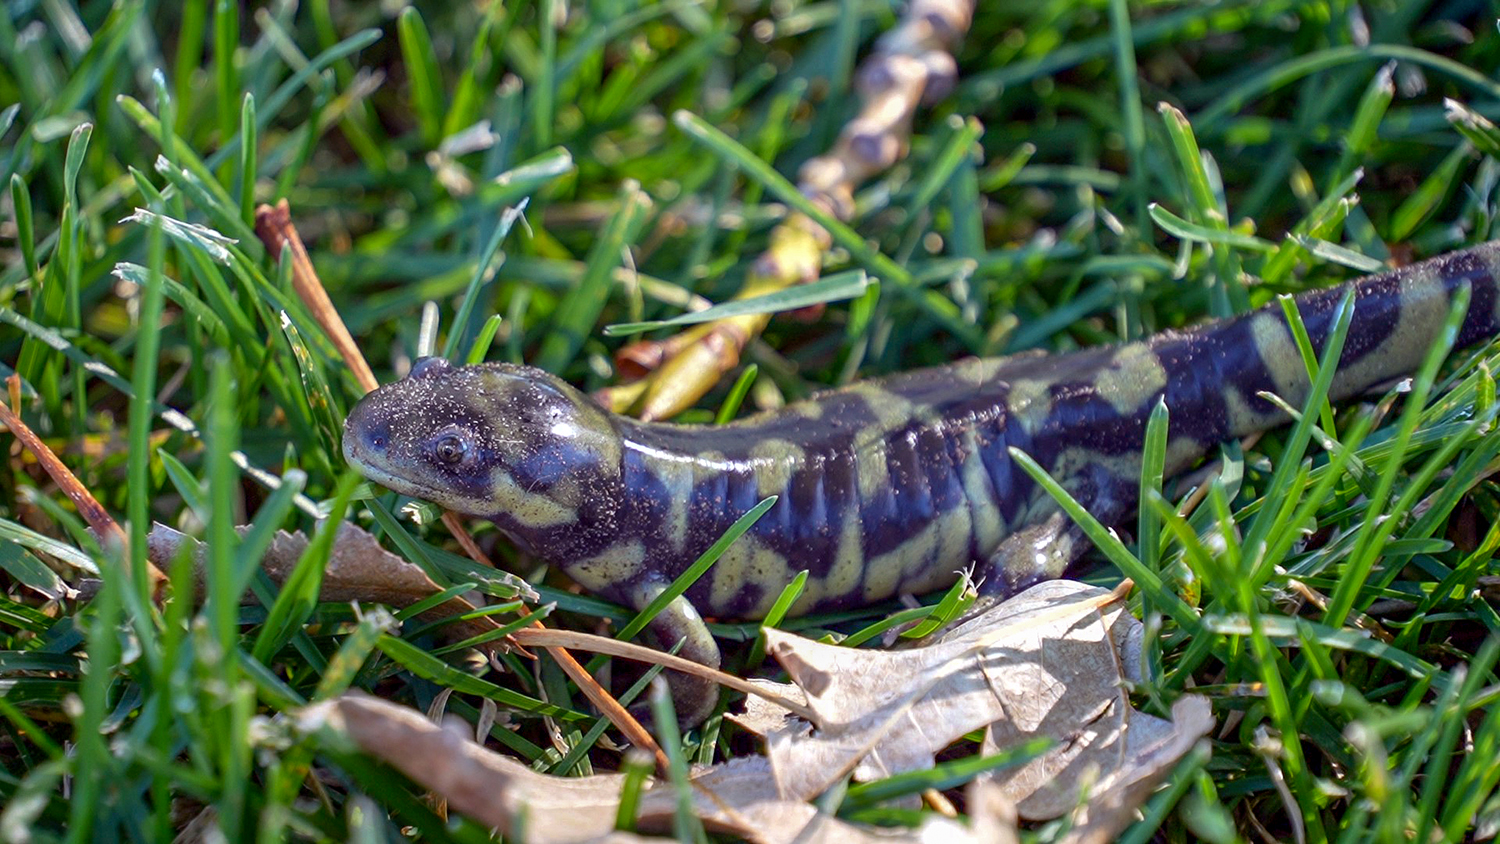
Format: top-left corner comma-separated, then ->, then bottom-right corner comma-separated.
254,200 -> 379,394
0,375 -> 167,593
257,204 -> 666,770
439,512 -> 494,569
512,627 -> 820,722
435,515 -> 670,772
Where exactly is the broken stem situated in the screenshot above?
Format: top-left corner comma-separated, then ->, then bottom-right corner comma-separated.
253,200 -> 379,395
0,375 -> 167,594
512,627 -> 820,723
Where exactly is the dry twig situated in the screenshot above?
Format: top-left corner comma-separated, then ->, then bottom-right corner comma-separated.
0,375 -> 167,594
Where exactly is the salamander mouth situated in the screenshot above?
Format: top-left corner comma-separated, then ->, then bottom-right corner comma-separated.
342,436 -> 443,503
342,434 -> 497,517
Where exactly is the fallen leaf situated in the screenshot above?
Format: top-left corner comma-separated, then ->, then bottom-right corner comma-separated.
304,693 -> 1011,844
145,522 -> 536,646
1053,696 -> 1215,844
757,580 -> 1147,803
724,678 -> 809,738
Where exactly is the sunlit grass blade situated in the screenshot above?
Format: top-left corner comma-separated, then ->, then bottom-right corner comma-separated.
375,634 -> 583,720
466,314 -> 504,364
615,495 -> 777,644
604,270 -> 871,336
214,0 -> 239,146
1446,98 -> 1500,159
843,738 -> 1053,812
1389,143 -> 1470,241
231,469 -> 307,602
251,472 -> 359,663
714,364 -> 758,424
10,174 -> 37,282
1148,203 -> 1273,252
442,200 -> 528,360
1137,399 -> 1169,577
237,93 -> 256,225
397,7 -> 444,148
1240,287 -> 1356,584
1324,284 -> 1470,627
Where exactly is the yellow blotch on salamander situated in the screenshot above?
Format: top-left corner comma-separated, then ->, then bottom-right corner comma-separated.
850,383 -> 918,434
852,432 -> 891,502
826,512 -> 866,594
567,540 -> 646,593
708,535 -> 790,616
1249,311 -> 1308,406
1006,379 -> 1054,436
657,460 -> 696,552
957,428 -> 1005,551
1330,269 -> 1450,395
862,519 -> 939,603
491,469 -> 578,528
1094,343 -> 1168,416
748,439 -> 804,499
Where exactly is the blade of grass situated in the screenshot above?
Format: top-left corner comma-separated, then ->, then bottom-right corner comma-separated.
714,364 -> 758,424
604,271 -> 871,336
1325,285 -> 1470,627
1137,398 -> 1169,577
1008,448 -> 1198,630
672,110 -> 984,349
1240,288 -> 1356,584
1107,0 -> 1149,234
214,0 -> 239,146
237,93 -> 256,226
615,495 -> 777,644
397,7 -> 444,148
441,200 -> 528,360
127,209 -> 167,607
374,634 -> 583,720
251,472 -> 359,663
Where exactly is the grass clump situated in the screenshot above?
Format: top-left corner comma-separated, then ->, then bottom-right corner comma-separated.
2,1 -> 1500,841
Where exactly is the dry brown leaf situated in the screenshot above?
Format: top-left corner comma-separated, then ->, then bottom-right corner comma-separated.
1053,696 -> 1214,844
752,581 -> 1143,803
304,693 -> 1009,844
740,579 -> 1212,825
724,678 -> 810,738
303,692 -> 625,841
145,521 -> 536,646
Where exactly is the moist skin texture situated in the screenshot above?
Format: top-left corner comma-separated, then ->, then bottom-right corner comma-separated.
344,241 -> 1500,725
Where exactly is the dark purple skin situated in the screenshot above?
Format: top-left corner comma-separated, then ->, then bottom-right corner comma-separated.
345,241 -> 1500,724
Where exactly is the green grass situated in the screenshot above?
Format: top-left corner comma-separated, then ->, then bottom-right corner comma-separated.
3,0 -> 1500,841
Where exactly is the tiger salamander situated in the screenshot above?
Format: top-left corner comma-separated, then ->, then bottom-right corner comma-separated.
344,241 -> 1500,724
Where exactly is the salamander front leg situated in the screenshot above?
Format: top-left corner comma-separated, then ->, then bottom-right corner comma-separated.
982,510 -> 1089,595
938,511 -> 1091,635
626,579 -> 722,728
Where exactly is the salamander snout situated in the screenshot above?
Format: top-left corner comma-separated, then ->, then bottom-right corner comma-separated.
341,400 -> 389,466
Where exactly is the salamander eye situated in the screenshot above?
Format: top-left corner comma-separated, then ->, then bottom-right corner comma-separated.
434,434 -> 469,465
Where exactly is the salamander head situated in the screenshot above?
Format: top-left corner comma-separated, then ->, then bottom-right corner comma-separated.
343,358 -> 624,535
